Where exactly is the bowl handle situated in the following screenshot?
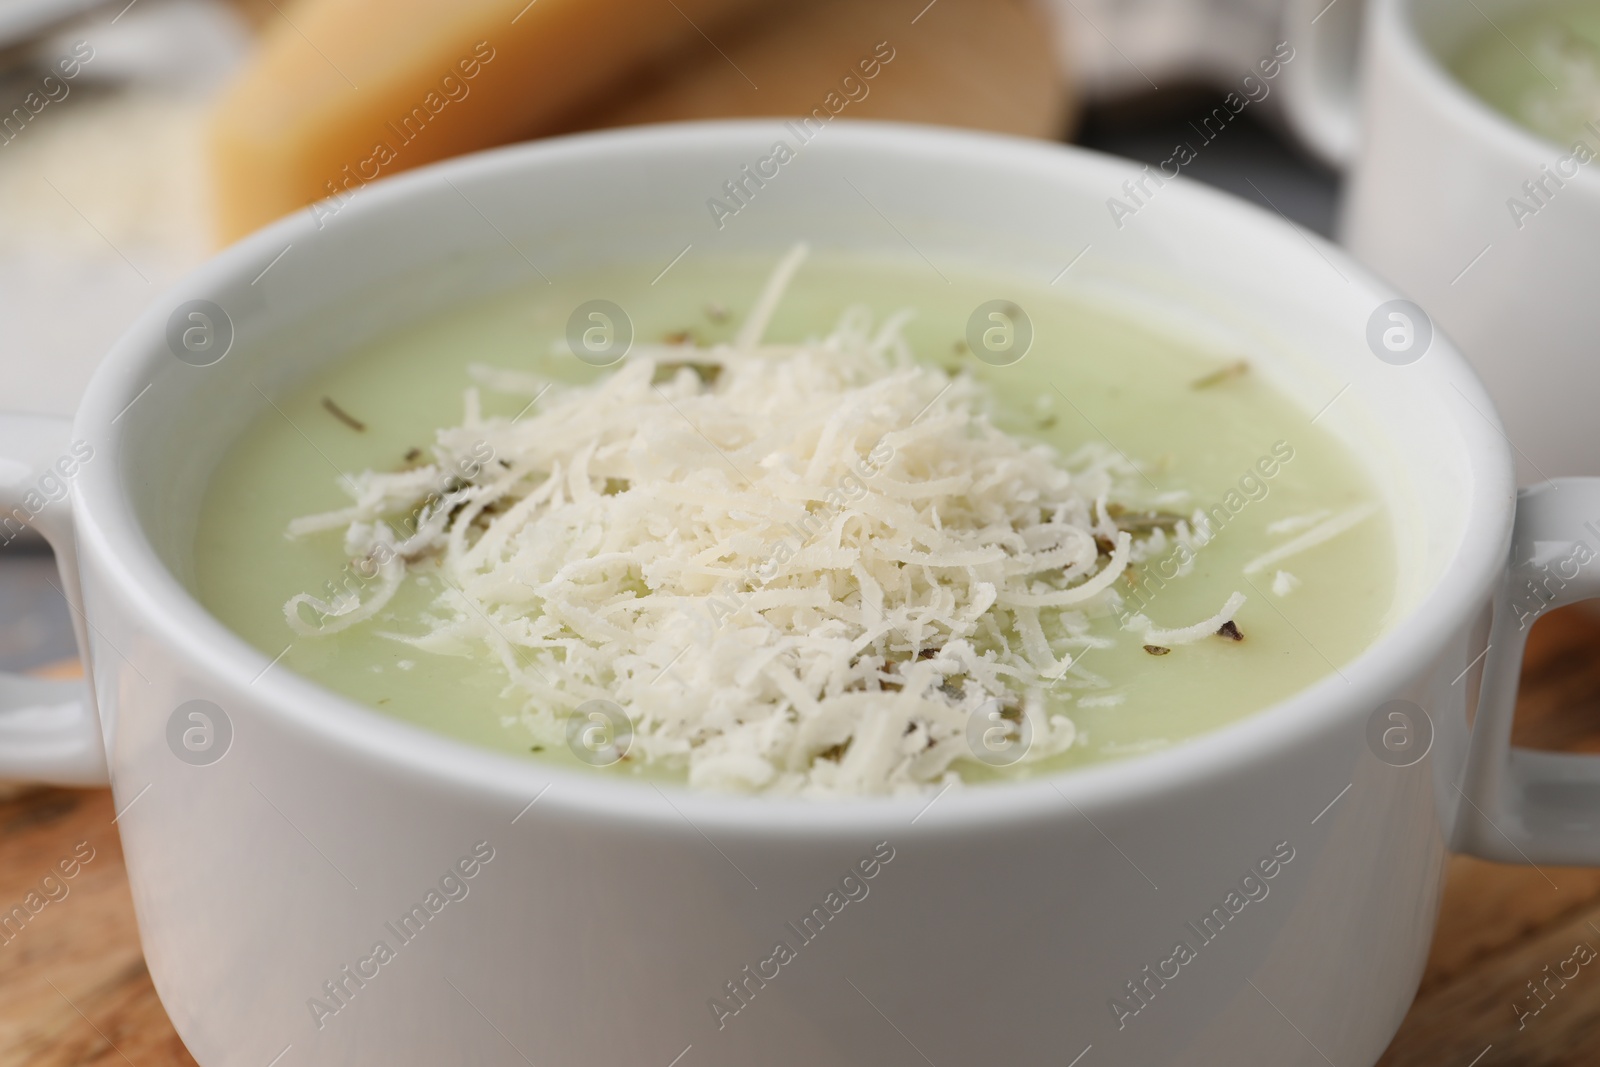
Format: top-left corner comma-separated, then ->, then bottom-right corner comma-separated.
1457,478 -> 1600,865
0,412 -> 108,787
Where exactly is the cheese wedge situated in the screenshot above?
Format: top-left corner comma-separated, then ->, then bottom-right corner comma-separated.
570,0 -> 1073,141
208,0 -> 774,241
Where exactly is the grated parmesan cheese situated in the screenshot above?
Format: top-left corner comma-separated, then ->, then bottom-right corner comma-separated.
1266,509 -> 1332,536
284,246 -> 1172,796
1271,569 -> 1301,597
1122,591 -> 1247,647
1243,502 -> 1377,575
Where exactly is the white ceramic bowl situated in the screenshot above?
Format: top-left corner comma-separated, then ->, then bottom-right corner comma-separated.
1286,0 -> 1600,480
4,121 -> 1598,1067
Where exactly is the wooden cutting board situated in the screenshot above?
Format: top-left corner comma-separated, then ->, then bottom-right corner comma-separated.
5,607 -> 1600,1065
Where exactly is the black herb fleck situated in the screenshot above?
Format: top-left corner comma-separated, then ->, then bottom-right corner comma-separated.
1144,644 -> 1171,656
323,397 -> 367,432
653,361 -> 722,387
1217,620 -> 1243,641
1107,503 -> 1185,535
1190,360 -> 1249,390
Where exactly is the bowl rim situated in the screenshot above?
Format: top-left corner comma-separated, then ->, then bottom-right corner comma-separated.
71,118 -> 1515,834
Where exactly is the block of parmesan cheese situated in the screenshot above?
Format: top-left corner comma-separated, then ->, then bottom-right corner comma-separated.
571,0 -> 1073,142
207,0 -> 773,241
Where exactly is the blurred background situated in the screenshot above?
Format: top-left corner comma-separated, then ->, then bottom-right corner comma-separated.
0,0 -> 1342,411
5,1 -> 1600,1064
0,0 -> 1344,676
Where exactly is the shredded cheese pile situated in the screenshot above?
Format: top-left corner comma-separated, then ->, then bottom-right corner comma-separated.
285,246 -> 1200,796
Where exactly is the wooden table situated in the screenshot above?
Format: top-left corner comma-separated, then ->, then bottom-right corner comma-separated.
5,609 -> 1600,1067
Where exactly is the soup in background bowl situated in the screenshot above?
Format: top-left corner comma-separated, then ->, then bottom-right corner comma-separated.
1449,0 -> 1600,144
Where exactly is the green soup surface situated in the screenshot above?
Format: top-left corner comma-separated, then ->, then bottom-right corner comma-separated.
1451,0 -> 1600,145
194,254 -> 1395,790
